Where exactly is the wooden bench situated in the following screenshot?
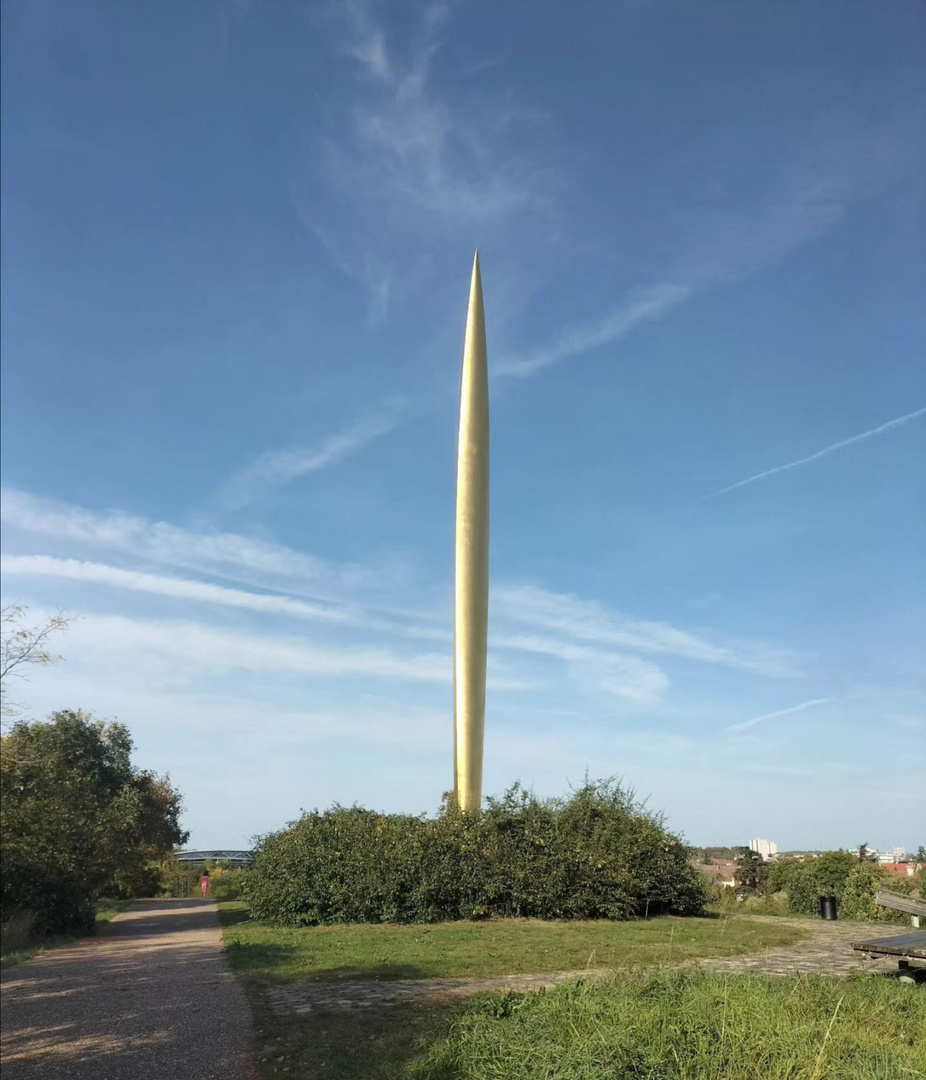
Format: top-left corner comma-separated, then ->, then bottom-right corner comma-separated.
873,889 -> 925,928
851,891 -> 926,982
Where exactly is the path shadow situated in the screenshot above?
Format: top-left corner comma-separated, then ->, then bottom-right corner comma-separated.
0,898 -> 252,1079
249,980 -> 460,1079
97,898 -> 221,939
225,936 -> 434,983
218,907 -> 251,927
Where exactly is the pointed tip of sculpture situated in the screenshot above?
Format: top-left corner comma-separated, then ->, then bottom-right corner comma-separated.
470,250 -> 482,298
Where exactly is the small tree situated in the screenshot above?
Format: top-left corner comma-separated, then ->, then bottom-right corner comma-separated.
1,605 -> 71,723
735,847 -> 769,893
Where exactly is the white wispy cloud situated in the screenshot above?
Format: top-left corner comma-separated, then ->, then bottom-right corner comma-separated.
491,633 -> 669,703
219,395 -> 410,510
50,611 -> 451,685
1,552 -> 663,700
302,221 -> 394,321
494,585 -> 795,677
726,698 -> 833,734
0,487 -> 366,592
706,407 -> 926,497
1,555 -> 355,624
293,2 -> 550,310
15,608 -> 535,696
496,285 -> 692,379
497,115 -> 919,380
334,1 -> 543,221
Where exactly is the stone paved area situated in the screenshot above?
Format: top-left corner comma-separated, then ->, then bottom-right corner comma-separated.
263,968 -> 605,1015
0,899 -> 257,1080
698,916 -> 902,977
261,916 -> 907,1017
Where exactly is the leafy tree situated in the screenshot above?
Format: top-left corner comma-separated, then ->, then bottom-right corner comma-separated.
108,772 -> 189,898
767,858 -> 803,894
734,847 -> 769,893
840,862 -> 885,921
0,710 -> 188,934
812,850 -> 856,893
856,842 -> 877,863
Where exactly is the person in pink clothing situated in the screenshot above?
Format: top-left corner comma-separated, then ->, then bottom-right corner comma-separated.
200,869 -> 210,898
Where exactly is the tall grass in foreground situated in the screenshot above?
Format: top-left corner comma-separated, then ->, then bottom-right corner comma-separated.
409,971 -> 926,1080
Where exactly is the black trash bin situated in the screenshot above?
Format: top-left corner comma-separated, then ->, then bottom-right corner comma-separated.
819,894 -> 838,921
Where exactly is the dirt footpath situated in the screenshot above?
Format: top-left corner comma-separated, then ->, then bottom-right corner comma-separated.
0,899 -> 256,1080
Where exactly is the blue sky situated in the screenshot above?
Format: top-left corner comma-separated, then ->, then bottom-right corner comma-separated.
2,0 -> 924,852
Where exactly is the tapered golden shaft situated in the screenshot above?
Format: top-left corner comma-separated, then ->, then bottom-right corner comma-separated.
453,251 -> 490,813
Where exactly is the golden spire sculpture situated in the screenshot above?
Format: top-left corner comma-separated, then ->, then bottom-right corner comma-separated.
453,251 -> 490,813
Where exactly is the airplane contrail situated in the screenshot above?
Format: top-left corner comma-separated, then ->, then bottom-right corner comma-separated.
707,407 -> 926,497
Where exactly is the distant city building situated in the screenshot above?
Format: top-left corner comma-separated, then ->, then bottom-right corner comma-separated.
877,848 -> 909,865
690,857 -> 738,889
749,838 -> 778,861
879,862 -> 920,877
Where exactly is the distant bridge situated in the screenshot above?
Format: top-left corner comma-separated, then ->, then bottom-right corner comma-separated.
174,849 -> 252,868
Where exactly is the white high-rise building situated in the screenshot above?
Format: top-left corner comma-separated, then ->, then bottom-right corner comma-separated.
749,838 -> 778,861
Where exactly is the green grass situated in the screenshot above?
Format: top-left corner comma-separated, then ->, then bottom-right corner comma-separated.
410,971 -> 926,1080
218,907 -> 923,1079
217,903 -> 807,983
0,898 -> 127,971
236,970 -> 926,1080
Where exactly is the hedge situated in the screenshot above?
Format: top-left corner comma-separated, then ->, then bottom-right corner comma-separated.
768,853 -> 924,922
245,781 -> 707,925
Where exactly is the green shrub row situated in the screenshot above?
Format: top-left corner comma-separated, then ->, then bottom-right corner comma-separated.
769,854 -> 924,921
245,781 -> 707,925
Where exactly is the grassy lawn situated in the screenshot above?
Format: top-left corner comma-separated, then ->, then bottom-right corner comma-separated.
0,899 -> 127,971
232,967 -> 926,1080
217,903 -> 807,983
217,908 -> 926,1079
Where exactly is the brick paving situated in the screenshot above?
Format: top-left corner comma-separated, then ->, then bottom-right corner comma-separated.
698,915 -> 902,977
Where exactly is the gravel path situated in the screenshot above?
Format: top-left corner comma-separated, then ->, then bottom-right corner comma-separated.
0,899 -> 256,1080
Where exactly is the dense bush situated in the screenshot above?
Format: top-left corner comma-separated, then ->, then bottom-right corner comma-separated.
206,866 -> 248,900
245,781 -> 707,925
765,853 -> 923,922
